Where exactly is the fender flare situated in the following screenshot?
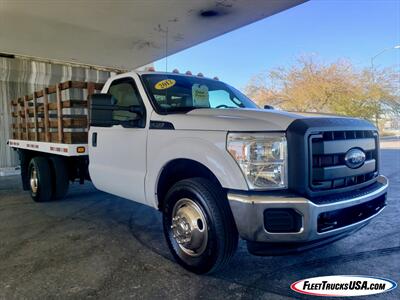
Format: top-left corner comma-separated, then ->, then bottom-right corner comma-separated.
145,136 -> 248,208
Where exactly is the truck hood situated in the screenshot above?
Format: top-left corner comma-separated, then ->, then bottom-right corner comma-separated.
156,108 -> 314,131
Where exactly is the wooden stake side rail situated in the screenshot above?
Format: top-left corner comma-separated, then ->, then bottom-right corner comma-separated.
10,81 -> 104,144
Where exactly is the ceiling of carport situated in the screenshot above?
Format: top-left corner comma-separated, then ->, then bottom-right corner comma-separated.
0,0 -> 306,70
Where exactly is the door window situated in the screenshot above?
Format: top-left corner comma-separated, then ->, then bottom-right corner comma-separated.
108,78 -> 146,127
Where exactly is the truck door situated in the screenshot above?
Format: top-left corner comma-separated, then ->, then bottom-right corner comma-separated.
88,76 -> 148,204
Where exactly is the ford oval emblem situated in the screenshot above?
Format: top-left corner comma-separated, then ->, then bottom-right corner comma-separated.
345,148 -> 366,169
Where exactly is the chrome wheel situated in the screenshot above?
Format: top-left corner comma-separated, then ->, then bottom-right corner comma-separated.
30,166 -> 38,194
171,198 -> 208,257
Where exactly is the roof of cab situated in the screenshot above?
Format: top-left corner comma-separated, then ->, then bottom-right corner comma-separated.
136,71 -> 217,81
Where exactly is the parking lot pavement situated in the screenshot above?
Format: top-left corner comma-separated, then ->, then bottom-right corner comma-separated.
0,144 -> 399,300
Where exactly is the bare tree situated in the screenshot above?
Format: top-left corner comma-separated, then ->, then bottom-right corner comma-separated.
245,55 -> 400,126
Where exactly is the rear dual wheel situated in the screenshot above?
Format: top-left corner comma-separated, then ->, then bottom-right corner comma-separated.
49,156 -> 69,199
29,157 -> 53,202
28,156 -> 69,202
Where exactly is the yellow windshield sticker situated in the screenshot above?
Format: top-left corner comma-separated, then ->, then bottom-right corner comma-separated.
155,79 -> 176,90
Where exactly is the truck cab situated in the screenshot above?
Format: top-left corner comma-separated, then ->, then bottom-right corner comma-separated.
88,71 -> 388,273
10,70 -> 388,274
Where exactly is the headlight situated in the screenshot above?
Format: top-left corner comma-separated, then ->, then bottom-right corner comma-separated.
227,132 -> 287,189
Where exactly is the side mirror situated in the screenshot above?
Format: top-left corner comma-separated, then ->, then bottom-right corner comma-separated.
90,94 -> 116,127
264,105 -> 274,110
89,94 -> 146,128
89,94 -> 145,127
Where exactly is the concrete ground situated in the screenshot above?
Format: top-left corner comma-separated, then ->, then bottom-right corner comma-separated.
0,142 -> 399,300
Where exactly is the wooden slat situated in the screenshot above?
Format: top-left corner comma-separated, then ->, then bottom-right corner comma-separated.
28,100 -> 87,113
20,119 -> 87,129
35,90 -> 44,98
43,88 -> 50,142
23,96 -> 29,140
60,132 -> 87,144
14,98 -> 24,105
62,81 -> 84,90
61,119 -> 86,128
59,80 -> 103,90
55,100 -> 87,109
24,95 -> 33,101
60,81 -> 103,91
37,132 -> 87,144
16,99 -> 22,139
11,100 -> 18,133
62,118 -> 88,128
12,81 -> 101,107
63,100 -> 88,109
56,84 -> 63,143
13,111 -> 26,118
60,81 -> 73,90
11,99 -> 17,139
33,92 -> 38,141
24,112 -> 87,119
45,81 -> 89,94
47,85 -> 56,94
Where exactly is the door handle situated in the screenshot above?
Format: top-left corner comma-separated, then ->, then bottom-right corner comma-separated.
92,132 -> 97,147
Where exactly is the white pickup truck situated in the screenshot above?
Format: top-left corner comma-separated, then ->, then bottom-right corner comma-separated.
9,70 -> 388,274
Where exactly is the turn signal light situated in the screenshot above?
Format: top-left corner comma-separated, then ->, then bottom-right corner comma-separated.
76,146 -> 86,153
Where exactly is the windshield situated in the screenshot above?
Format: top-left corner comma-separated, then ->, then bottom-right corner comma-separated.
141,74 -> 259,114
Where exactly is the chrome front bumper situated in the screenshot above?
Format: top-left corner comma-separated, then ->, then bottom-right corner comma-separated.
228,175 -> 388,243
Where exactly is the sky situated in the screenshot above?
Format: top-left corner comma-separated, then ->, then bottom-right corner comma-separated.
154,0 -> 400,90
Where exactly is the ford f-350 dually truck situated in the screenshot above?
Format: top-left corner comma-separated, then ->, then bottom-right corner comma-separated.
8,70 -> 388,274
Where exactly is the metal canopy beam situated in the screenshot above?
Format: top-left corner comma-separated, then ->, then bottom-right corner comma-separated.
0,0 -> 306,70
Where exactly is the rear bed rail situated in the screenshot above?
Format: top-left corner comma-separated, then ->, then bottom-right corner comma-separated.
10,80 -> 104,144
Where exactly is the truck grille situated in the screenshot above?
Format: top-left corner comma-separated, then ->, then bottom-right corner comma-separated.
309,130 -> 378,191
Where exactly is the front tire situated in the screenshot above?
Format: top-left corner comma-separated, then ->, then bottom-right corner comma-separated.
28,157 -> 53,202
162,178 -> 238,274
